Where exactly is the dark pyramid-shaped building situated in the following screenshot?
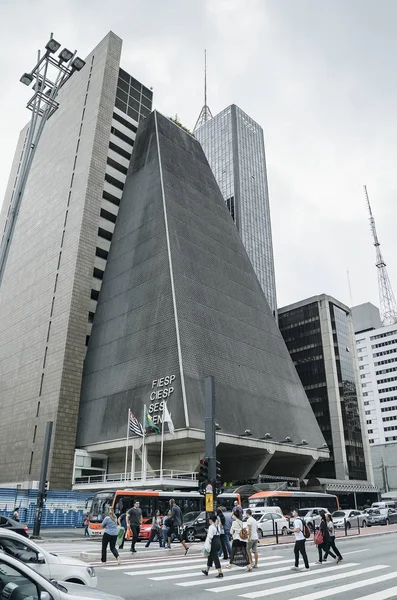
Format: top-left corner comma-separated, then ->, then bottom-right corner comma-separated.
77,111 -> 327,480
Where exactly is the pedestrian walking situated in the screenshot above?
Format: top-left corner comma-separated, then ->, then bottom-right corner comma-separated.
127,500 -> 142,553
222,507 -> 232,558
145,510 -> 163,547
232,500 -> 243,515
315,511 -> 336,564
101,509 -> 121,564
163,509 -> 172,548
323,513 -> 343,563
246,509 -> 259,569
216,507 -> 229,560
201,513 -> 224,578
290,509 -> 309,571
117,512 -> 127,549
226,509 -> 251,571
13,509 -> 20,522
167,499 -> 189,555
83,513 -> 89,537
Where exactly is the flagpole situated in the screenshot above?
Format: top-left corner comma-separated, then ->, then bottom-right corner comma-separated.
160,402 -> 165,479
124,408 -> 130,481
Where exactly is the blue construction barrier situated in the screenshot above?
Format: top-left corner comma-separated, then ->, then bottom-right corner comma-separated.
0,488 -> 89,528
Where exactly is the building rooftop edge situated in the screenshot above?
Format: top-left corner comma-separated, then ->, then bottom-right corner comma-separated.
278,294 -> 351,315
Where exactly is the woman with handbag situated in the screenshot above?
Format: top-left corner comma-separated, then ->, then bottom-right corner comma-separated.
315,511 -> 336,564
201,513 -> 223,578
145,510 -> 163,547
226,509 -> 251,571
323,513 -> 343,563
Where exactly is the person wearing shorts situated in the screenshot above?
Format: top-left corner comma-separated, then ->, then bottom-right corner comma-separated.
246,509 -> 259,569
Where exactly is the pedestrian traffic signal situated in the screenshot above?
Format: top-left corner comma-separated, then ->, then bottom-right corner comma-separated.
198,458 -> 208,495
216,460 -> 222,495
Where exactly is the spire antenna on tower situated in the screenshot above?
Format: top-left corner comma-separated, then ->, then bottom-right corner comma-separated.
364,185 -> 397,325
194,49 -> 213,132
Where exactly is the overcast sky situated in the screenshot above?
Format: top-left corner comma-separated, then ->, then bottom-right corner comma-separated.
1,0 -> 396,311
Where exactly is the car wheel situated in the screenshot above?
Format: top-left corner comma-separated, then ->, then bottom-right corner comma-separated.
281,527 -> 288,536
185,528 -> 196,543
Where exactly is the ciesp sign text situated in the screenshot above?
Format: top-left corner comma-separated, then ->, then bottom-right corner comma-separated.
148,375 -> 175,424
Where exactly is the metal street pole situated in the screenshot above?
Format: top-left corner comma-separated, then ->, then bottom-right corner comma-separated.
204,376 -> 216,518
32,421 -> 53,538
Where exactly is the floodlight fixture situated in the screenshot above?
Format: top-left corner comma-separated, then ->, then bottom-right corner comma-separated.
240,429 -> 252,437
281,436 -> 293,443
45,38 -> 61,54
20,73 -> 34,86
297,439 -> 308,446
261,433 -> 273,440
59,48 -> 73,63
215,422 -> 221,431
71,56 -> 85,71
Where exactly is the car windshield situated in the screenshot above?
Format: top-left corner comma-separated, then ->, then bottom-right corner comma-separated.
183,512 -> 201,522
332,511 -> 346,518
253,515 -> 262,521
370,510 -> 381,515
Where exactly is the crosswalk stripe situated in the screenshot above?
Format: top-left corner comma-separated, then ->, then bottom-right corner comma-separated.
342,549 -> 369,556
153,559 -> 290,582
287,572 -> 396,600
355,586 -> 397,600
239,565 -> 389,598
204,562 -> 357,593
102,557 -> 205,570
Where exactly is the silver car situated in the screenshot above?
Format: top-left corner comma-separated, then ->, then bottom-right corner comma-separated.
331,510 -> 367,529
0,553 -> 124,600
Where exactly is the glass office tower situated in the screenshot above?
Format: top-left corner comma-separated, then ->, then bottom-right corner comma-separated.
195,105 -> 277,316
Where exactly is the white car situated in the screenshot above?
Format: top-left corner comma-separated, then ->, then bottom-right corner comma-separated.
0,529 -> 97,587
291,508 -> 329,531
255,512 -> 290,537
0,553 -> 124,600
332,510 -> 367,529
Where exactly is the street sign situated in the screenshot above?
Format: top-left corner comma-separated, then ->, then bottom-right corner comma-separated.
205,492 -> 214,512
205,482 -> 213,494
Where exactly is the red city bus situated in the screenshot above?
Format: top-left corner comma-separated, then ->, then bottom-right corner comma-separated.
87,489 -> 241,539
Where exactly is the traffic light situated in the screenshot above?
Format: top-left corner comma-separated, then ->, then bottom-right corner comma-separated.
216,460 -> 222,495
43,481 -> 49,502
198,458 -> 208,495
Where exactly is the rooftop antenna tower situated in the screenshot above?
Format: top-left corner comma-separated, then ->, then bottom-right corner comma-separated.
364,185 -> 397,326
193,49 -> 213,132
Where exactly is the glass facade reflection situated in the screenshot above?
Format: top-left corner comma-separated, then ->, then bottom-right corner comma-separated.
196,105 -> 277,317
279,296 -> 368,481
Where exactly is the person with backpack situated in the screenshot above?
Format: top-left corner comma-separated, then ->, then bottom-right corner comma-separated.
145,510 -> 163,548
323,513 -> 343,563
315,511 -> 336,564
167,498 -> 189,555
290,509 -> 310,571
226,509 -> 251,571
216,507 -> 229,560
201,513 -> 224,578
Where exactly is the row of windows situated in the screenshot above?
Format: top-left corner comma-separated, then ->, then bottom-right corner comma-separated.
370,329 -> 397,341
381,405 -> 397,412
109,141 -> 131,161
374,357 -> 397,367
378,376 -> 397,384
118,68 -> 153,101
107,157 -> 128,175
380,386 -> 397,394
104,173 -> 124,191
380,395 -> 397,403
376,366 -> 397,376
111,126 -> 134,147
383,415 -> 397,422
368,428 -> 373,433
113,111 -> 138,134
369,439 -> 374,444
385,435 -> 397,441
372,339 -> 397,349
366,419 -> 372,424
384,425 -> 397,431
373,348 -> 397,358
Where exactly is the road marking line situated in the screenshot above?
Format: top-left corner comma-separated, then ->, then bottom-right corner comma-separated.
343,549 -> 370,555
102,557 -> 205,570
153,560 -> 290,581
238,565 -> 389,598
287,572 -> 396,600
355,585 -> 397,600
203,562 -> 357,593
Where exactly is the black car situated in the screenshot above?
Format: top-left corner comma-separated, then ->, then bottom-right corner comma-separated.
0,516 -> 29,538
182,511 -> 207,542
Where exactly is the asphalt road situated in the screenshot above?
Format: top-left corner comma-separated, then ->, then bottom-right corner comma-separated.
42,532 -> 397,600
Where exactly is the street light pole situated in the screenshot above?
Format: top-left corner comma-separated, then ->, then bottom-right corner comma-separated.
0,34 -> 85,286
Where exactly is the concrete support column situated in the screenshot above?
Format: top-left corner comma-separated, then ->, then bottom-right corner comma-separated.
252,451 -> 275,478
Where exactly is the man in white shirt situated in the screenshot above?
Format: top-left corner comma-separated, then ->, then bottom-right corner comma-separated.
290,509 -> 309,571
246,509 -> 259,569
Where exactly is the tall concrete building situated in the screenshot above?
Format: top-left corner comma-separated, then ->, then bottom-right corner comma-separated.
278,295 -> 373,483
0,32 -> 152,489
75,111 -> 328,490
195,105 -> 277,317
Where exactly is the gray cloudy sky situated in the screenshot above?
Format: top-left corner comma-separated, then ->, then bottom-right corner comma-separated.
1,0 -> 396,310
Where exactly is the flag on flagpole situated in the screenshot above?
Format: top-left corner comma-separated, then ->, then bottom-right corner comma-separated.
129,410 -> 144,437
163,402 -> 175,435
145,410 -> 161,435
